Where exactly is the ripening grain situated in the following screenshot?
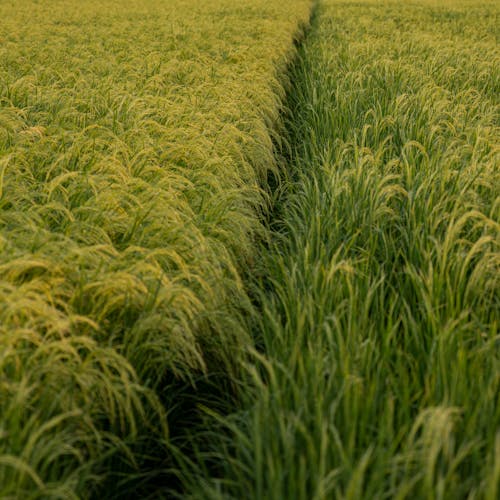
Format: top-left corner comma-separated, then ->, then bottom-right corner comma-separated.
0,0 -> 311,496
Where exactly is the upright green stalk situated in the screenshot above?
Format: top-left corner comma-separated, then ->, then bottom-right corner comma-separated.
185,1 -> 500,498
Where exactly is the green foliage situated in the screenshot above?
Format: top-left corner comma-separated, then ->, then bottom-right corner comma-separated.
0,0 -> 312,496
182,1 -> 500,498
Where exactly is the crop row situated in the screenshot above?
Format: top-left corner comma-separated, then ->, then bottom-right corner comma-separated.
0,0 -> 312,496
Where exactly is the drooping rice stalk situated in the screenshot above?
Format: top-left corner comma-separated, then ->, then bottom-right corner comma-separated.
0,0 -> 312,496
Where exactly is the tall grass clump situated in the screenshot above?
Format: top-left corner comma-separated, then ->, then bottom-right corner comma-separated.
0,0 -> 312,496
181,1 -> 500,498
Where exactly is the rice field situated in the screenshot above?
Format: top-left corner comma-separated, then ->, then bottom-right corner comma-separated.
1,0 -> 499,498
0,0 -> 311,497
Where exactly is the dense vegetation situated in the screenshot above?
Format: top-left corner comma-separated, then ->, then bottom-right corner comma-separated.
181,1 -> 500,498
1,0 -> 498,498
0,0 -> 311,496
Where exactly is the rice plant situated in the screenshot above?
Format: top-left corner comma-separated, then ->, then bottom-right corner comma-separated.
0,0 -> 312,496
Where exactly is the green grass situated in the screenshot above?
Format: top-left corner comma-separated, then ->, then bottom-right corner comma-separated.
2,0 -> 498,497
0,0 -> 312,496
180,1 -> 500,498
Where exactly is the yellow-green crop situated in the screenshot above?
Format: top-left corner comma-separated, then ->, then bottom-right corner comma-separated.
0,0 -> 312,496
